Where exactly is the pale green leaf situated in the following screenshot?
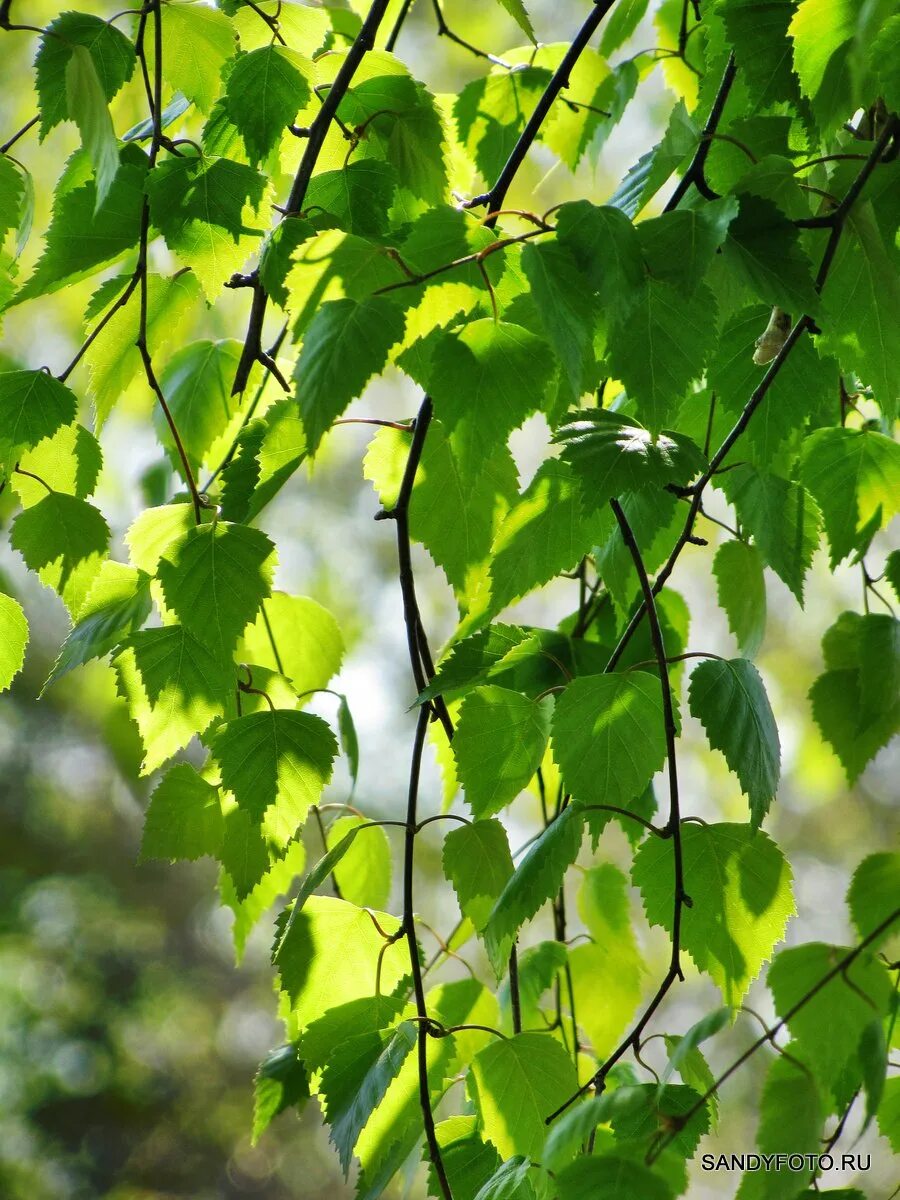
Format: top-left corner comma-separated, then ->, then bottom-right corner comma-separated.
35,11 -> 135,137
160,1 -> 236,113
633,822 -> 795,1005
556,1155 -> 673,1200
470,1033 -> 578,1161
847,853 -> 900,949
157,339 -> 246,470
551,672 -> 669,811
65,45 -> 119,207
220,838 -> 306,959
713,540 -> 767,658
443,819 -> 515,931
12,423 -> 102,509
328,815 -> 391,911
0,592 -> 28,693
237,593 -> 344,697
724,468 -> 821,603
454,686 -> 552,818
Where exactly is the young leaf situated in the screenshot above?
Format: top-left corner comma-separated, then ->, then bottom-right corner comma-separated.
113,625 -> 234,774
209,710 -> 337,848
219,838 -> 306,960
274,896 -> 408,1028
724,468 -> 821,603
0,370 -> 78,470
454,686 -> 552,818
160,1 -> 236,113
304,160 -> 398,238
45,561 -> 152,689
295,297 -> 406,455
156,521 -> 276,661
495,0 -> 536,42
420,320 -> 554,479
125,503 -> 197,575
847,853 -> 900,949
0,592 -> 28,693
327,816 -> 391,911
470,1033 -> 578,1161
35,12 -> 136,137
65,45 -> 120,207
606,280 -> 718,431
713,540 -> 767,658
13,148 -> 147,305
688,657 -> 781,828
555,409 -> 706,506
442,819 -> 515,931
10,492 -> 109,616
551,672 -> 669,812
416,625 -> 531,704
320,1022 -> 418,1174
633,822 -> 795,1005
13,423 -> 103,508
555,1155 -> 674,1200
146,155 -> 267,299
237,593 -> 344,697
767,943 -> 893,1104
157,340 -> 246,470
225,46 -> 312,165
801,427 -> 900,566
252,1044 -> 309,1145
140,763 -> 224,863
482,805 -> 584,974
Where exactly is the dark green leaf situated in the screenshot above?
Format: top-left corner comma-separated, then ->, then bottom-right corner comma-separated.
443,820 -> 515,931
225,46 -> 311,164
140,763 -> 224,862
713,540 -> 767,658
35,11 -> 136,137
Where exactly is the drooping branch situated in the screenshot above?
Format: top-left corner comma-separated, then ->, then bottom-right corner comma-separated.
232,0 -> 393,394
650,906 -> 900,1160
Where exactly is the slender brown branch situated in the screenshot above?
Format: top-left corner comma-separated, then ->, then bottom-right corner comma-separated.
649,907 -> 900,1159
430,0 -> 511,68
1,113 -> 38,154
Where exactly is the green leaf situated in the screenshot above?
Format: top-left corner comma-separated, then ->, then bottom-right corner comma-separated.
661,1036 -> 718,1127
328,816 -> 391,911
45,561 -> 152,688
252,1043 -> 309,1144
274,895 -> 408,1029
219,400 -> 308,523
454,686 -> 552,818
569,864 -> 645,1059
0,370 -> 78,471
139,763 -> 224,863
65,45 -> 120,207
0,152 -> 25,245
210,710 -> 337,849
157,521 -> 276,661
600,0 -> 651,55
724,468 -> 821,603
767,942 -> 893,1104
606,280 -> 718,431
258,216 -> 315,308
736,1052 -> 825,1200
659,1008 -> 729,1094
160,1 -> 237,113
521,241 -> 600,400
721,0 -> 800,112
496,0 -> 536,41
364,418 -> 519,606
13,148 -> 147,305
416,625 -> 531,704
555,409 -> 706,506
157,340 -> 246,470
847,853 -> 900,949
125,503 -> 196,575
225,46 -> 311,164
420,321 -> 554,478
483,806 -> 584,974
722,195 -> 820,316
85,271 -> 201,429
638,200 -> 738,295
633,822 -> 795,1005
0,592 -> 28,693
472,460 -> 611,626
878,1077 -> 900,1153
320,1021 -> 418,1173
609,100 -> 699,218
470,1033 -> 578,1161
237,593 -> 344,697
688,658 -> 781,828
809,612 -> 900,781
147,155 -> 266,299
113,625 -> 233,774
10,492 -> 109,616
556,1156 -> 673,1200
304,160 -> 397,238
713,541 -> 767,658
551,672 -> 669,811
443,820 -> 515,931
295,297 -> 405,455
12,423 -> 103,508
801,427 -> 900,566
554,201 -> 644,323
35,11 -> 136,137
337,695 -> 359,788
219,826 -> 305,935
871,15 -> 900,111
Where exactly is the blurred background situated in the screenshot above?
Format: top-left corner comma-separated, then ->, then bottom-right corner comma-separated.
0,1 -> 896,1197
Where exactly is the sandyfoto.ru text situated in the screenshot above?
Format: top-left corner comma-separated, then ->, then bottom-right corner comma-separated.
701,1153 -> 871,1173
